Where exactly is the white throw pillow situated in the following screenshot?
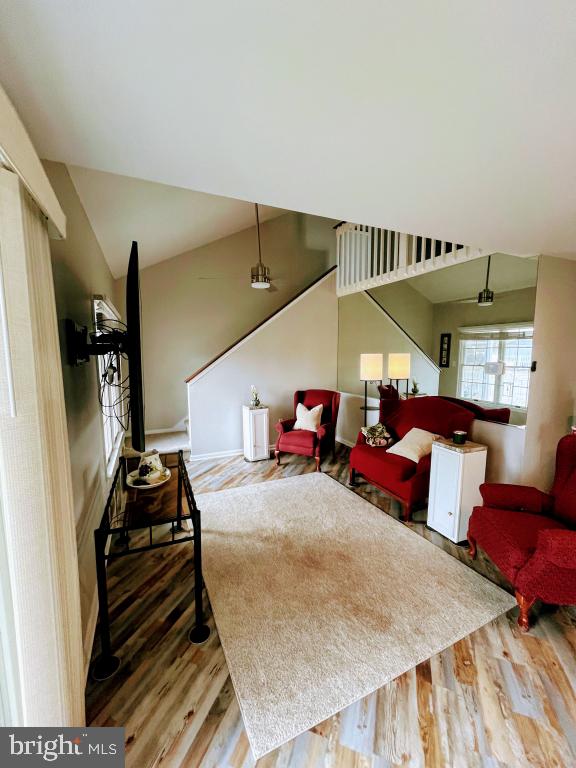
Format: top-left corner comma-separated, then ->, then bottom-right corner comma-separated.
293,403 -> 323,431
386,427 -> 439,463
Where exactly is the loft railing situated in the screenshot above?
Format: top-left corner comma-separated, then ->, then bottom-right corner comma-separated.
336,223 -> 485,296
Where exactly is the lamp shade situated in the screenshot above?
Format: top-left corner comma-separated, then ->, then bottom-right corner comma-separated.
359,353 -> 384,381
388,353 -> 411,380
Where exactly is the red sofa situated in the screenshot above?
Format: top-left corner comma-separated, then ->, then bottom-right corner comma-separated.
438,395 -> 511,424
468,433 -> 576,631
349,396 -> 474,521
275,389 -> 340,471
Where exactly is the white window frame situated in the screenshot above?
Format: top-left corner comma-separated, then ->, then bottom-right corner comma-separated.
456,323 -> 533,410
93,296 -> 125,476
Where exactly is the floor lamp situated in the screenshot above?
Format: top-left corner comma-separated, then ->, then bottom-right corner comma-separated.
388,353 -> 411,398
360,353 -> 384,427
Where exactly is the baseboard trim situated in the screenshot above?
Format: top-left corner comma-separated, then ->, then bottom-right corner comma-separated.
188,448 -> 244,462
192,443 -> 353,461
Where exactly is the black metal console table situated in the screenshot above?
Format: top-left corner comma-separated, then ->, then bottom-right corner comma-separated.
91,449 -> 210,681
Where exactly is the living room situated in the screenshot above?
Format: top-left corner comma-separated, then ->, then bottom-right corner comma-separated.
1,4 -> 576,767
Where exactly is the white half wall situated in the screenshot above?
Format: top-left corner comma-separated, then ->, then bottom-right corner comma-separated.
187,272 -> 338,458
470,421 -> 526,485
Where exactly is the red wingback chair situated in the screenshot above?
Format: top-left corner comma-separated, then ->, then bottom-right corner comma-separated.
349,396 -> 474,521
275,390 -> 341,471
468,433 -> 576,631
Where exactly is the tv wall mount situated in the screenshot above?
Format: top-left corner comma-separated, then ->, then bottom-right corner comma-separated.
65,318 -> 128,367
65,316 -> 132,434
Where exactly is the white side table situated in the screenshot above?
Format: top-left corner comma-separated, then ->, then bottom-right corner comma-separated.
242,406 -> 270,461
427,437 -> 487,543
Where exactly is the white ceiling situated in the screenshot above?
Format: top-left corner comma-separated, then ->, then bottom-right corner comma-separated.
408,254 -> 538,304
67,165 -> 285,277
1,3 -> 575,256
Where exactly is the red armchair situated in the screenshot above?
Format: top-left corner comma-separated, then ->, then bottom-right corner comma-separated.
275,389 -> 340,471
349,397 -> 474,521
468,433 -> 576,631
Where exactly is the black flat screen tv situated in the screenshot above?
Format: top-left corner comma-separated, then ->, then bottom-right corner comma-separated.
65,240 -> 146,453
126,241 -> 145,452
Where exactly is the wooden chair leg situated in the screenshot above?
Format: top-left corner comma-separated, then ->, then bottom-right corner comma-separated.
315,456 -> 321,472
515,590 -> 536,632
468,535 -> 477,559
274,450 -> 280,466
349,467 -> 356,487
403,504 -> 412,523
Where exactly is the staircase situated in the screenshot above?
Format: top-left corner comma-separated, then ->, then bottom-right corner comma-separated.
336,223 -> 487,296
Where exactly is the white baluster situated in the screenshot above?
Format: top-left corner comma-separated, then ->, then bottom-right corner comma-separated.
336,232 -> 342,292
398,233 -> 408,276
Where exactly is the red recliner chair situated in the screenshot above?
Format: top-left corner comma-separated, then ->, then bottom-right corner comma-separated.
275,389 -> 340,471
350,396 -> 474,521
468,433 -> 576,631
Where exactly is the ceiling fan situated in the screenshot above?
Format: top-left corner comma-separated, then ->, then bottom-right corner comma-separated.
452,255 -> 495,305
195,203 -> 278,291
251,203 -> 276,291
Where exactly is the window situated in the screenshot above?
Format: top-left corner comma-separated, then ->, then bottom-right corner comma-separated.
457,324 -> 533,409
93,296 -> 126,473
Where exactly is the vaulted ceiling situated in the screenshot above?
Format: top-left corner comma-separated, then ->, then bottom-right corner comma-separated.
407,254 -> 538,304
1,2 -> 575,256
67,166 -> 285,277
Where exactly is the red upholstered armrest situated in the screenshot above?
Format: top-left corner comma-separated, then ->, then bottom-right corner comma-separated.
479,483 -> 553,515
275,418 -> 296,435
317,422 -> 334,440
537,529 -> 576,568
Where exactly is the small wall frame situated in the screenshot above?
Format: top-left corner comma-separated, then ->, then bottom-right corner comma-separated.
439,333 -> 451,368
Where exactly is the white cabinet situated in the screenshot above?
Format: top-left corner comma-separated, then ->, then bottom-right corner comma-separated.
242,406 -> 270,461
427,438 -> 487,543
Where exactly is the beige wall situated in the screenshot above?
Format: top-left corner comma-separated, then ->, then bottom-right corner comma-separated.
116,212 -> 336,432
524,256 -> 576,489
337,292 -> 440,398
369,281 -> 435,357
187,273 -> 338,458
432,286 -> 537,403
43,160 -> 116,662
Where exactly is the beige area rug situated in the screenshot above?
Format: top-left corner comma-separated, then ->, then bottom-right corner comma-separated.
195,473 -> 516,759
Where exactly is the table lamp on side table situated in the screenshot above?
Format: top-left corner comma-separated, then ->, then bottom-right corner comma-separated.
388,353 -> 411,398
360,353 -> 384,427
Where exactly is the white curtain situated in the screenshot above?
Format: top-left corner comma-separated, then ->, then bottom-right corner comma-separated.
0,169 -> 84,726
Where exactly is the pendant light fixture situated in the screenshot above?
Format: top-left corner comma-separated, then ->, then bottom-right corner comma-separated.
477,254 -> 494,307
251,203 -> 271,289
